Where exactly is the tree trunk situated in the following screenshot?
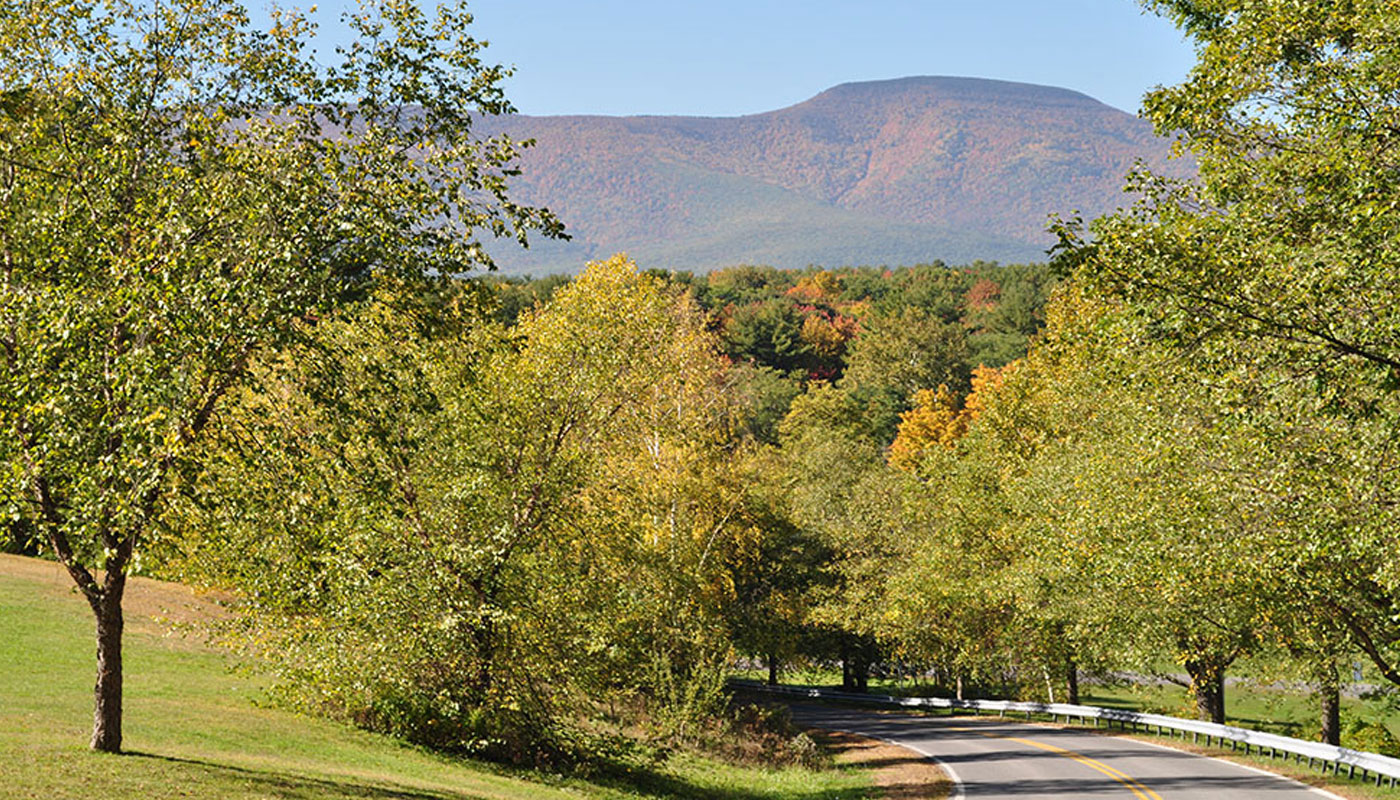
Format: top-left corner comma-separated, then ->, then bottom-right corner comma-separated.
1066,656 -> 1080,705
90,582 -> 125,753
956,674 -> 964,701
42,492 -> 140,753
839,637 -> 871,692
471,617 -> 496,703
1213,673 -> 1225,724
1185,659 -> 1226,724
1319,661 -> 1341,746
767,652 -> 778,686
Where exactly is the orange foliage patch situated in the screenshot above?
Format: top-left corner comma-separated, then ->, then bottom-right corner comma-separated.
965,278 -> 1001,311
888,363 -> 1011,472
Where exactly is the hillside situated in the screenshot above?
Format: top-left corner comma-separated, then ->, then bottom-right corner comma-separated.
0,555 -> 897,799
476,76 -> 1192,274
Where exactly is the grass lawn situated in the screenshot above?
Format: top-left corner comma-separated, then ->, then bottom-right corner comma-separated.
0,555 -> 897,800
1079,680 -> 1336,738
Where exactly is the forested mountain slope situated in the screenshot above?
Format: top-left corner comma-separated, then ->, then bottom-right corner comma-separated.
476,76 -> 1192,274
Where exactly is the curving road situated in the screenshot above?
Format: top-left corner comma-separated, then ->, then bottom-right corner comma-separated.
788,702 -> 1342,799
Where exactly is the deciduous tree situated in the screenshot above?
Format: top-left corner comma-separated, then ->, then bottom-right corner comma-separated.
178,257 -> 743,763
0,0 -> 560,752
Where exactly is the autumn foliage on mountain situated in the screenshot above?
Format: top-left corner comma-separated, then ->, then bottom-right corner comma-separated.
476,77 -> 1192,274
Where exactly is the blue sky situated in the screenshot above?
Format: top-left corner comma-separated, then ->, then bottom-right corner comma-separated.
301,1 -> 1197,117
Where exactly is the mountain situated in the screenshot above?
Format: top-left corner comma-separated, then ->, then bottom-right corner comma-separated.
474,76 -> 1192,275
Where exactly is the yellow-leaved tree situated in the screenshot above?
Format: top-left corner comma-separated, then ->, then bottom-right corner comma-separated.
887,365 -> 1008,473
177,255 -> 746,764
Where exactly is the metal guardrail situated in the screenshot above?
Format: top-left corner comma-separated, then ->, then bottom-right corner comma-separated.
733,679 -> 1400,787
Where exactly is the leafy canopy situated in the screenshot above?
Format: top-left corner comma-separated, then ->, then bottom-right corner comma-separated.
0,0 -> 560,752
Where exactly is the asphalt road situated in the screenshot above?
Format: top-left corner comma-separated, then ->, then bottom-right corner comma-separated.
787,702 -> 1341,799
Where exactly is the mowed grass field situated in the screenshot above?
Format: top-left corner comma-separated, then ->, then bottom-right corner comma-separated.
0,555 -> 888,800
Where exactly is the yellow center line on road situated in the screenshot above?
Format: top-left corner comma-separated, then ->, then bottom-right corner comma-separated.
948,726 -> 1163,800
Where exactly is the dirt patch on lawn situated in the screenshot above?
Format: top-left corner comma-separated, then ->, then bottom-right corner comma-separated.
813,729 -> 953,799
0,553 -> 227,639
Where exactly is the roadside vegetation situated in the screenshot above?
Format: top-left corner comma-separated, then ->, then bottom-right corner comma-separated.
0,553 -> 905,800
716,0 -> 1400,760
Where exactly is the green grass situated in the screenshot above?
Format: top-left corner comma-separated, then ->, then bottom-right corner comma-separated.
1079,681 -> 1329,738
0,555 -> 882,800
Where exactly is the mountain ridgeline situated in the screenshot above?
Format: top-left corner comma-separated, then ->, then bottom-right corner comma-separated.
476,76 -> 1192,274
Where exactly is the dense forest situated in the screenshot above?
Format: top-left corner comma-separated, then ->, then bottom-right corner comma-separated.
6,0 -> 1400,781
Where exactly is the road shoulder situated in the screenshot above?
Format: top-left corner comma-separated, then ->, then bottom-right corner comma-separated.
812,729 -> 954,799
